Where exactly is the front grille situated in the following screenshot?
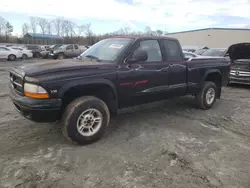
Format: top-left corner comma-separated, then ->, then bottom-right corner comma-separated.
10,72 -> 24,95
230,70 -> 250,77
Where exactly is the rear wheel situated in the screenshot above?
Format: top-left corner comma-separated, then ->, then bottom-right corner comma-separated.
195,81 -> 217,109
22,54 -> 28,59
8,54 -> 16,61
62,96 -> 110,145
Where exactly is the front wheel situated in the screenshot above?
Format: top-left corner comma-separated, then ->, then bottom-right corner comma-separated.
8,54 -> 16,61
62,96 -> 110,145
57,53 -> 64,60
195,81 -> 217,109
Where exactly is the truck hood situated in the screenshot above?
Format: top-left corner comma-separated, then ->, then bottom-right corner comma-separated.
228,43 -> 250,60
17,59 -> 115,76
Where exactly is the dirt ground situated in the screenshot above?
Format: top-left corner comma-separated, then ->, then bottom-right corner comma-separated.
0,59 -> 250,188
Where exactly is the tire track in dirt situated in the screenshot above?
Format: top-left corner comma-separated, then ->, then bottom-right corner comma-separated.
0,145 -> 80,188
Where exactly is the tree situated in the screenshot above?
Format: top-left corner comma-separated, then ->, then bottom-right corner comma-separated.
0,16 -> 7,38
30,17 -> 37,33
22,23 -> 29,36
5,22 -> 13,40
53,17 -> 64,36
85,22 -> 93,44
47,21 -> 53,34
145,26 -> 152,35
77,24 -> 86,36
37,17 -> 48,34
156,29 -> 163,36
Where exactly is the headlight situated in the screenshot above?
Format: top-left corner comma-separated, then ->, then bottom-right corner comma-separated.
24,83 -> 49,99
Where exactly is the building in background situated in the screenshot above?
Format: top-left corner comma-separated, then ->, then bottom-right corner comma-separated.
23,33 -> 63,45
166,28 -> 250,48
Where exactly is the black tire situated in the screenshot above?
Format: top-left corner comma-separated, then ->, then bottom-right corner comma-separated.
8,54 -> 16,61
62,96 -> 110,145
22,54 -> 28,59
57,53 -> 64,60
195,81 -> 217,110
34,52 -> 41,58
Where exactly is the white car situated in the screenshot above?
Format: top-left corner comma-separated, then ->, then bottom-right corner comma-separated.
11,46 -> 33,59
0,46 -> 22,61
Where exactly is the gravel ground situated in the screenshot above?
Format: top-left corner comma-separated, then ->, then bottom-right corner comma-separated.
0,59 -> 250,188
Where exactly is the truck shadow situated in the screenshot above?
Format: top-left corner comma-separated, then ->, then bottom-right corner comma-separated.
105,96 -> 199,141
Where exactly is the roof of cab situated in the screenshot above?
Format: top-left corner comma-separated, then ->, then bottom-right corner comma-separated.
109,35 -> 178,41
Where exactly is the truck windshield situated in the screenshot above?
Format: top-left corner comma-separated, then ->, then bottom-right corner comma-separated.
80,38 -> 133,62
59,45 -> 67,49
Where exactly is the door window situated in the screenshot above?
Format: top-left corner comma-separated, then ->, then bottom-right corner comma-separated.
66,45 -> 73,50
74,45 -> 79,49
134,40 -> 162,62
0,47 -> 9,51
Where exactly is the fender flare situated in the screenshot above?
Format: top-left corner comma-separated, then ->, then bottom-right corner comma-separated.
58,78 -> 118,100
200,69 -> 221,86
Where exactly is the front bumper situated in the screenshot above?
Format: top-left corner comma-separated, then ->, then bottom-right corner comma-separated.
48,52 -> 59,59
229,75 -> 250,85
9,84 -> 62,122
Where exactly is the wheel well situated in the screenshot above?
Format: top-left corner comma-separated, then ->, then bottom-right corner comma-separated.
205,72 -> 221,98
8,54 -> 16,57
61,84 -> 117,118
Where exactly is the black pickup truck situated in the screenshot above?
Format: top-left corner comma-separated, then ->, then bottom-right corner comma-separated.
9,36 -> 230,145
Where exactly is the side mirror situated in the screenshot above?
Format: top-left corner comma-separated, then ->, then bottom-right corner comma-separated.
127,50 -> 148,63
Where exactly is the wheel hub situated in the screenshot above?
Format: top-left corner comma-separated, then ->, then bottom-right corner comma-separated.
206,88 -> 215,105
77,108 -> 103,137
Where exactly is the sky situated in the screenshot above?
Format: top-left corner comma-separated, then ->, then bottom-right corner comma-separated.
1,0 -> 250,36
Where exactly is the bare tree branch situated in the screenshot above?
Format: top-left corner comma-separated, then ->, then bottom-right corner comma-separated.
37,17 -> 48,34
53,17 -> 64,36
22,23 -> 29,36
47,21 -> 53,34
77,24 -> 86,36
30,17 -> 38,33
0,16 -> 7,37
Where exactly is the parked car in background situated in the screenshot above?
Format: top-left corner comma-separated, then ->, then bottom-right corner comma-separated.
24,45 -> 42,58
228,43 -> 250,85
200,48 -> 228,57
0,46 -> 22,61
49,44 -> 84,59
11,46 -> 33,59
183,51 -> 200,59
40,44 -> 62,58
195,48 -> 209,55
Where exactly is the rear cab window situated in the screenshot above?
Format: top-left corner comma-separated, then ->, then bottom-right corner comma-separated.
162,40 -> 183,61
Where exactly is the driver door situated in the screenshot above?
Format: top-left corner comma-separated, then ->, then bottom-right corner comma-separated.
0,47 -> 9,59
65,45 -> 74,57
118,39 -> 170,107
